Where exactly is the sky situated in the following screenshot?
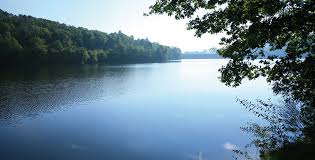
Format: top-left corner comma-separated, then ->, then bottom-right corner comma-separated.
0,0 -> 224,52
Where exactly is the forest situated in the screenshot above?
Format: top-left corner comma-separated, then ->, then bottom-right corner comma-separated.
0,9 -> 182,65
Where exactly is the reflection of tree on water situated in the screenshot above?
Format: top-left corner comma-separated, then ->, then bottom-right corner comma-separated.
0,65 -> 135,122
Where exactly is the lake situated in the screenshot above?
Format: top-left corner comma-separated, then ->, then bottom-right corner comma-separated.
0,59 -> 274,160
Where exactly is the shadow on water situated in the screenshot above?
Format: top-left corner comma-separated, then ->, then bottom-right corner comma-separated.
0,64 -> 134,123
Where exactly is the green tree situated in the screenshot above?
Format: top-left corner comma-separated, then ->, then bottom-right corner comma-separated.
0,34 -> 23,63
148,0 -> 315,158
29,37 -> 48,57
0,9 -> 181,65
148,0 -> 314,137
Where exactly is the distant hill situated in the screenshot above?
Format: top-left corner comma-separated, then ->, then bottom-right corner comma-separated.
182,53 -> 224,59
182,46 -> 287,59
259,45 -> 287,58
0,9 -> 181,65
182,49 -> 224,59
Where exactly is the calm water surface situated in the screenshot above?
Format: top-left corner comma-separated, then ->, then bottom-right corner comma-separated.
0,60 -> 273,160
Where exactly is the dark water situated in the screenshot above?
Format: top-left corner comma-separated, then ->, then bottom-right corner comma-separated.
0,60 -> 273,160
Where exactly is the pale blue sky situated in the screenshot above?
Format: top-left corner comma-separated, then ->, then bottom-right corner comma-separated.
0,0 -> 223,52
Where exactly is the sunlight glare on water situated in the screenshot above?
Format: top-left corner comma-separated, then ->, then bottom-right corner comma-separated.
0,60 -> 274,160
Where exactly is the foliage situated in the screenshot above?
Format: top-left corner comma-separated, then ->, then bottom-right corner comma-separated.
148,0 -> 315,158
0,9 -> 182,65
233,97 -> 304,159
147,0 -> 314,101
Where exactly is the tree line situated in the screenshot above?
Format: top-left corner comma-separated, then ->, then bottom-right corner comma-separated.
0,9 -> 181,65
